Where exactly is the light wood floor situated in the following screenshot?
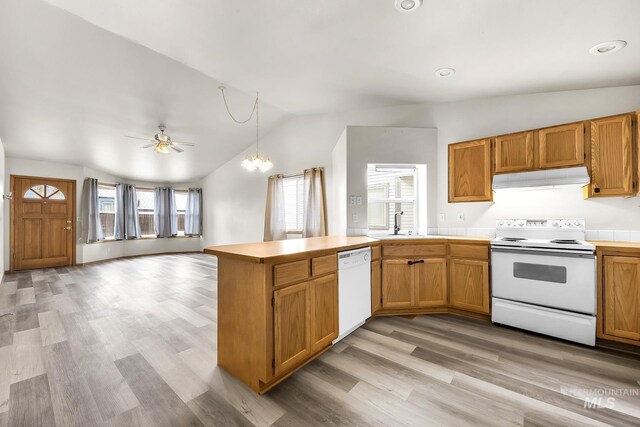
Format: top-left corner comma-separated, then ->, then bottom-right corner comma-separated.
0,253 -> 639,426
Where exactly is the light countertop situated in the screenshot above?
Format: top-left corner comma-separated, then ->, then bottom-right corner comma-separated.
204,235 -> 379,262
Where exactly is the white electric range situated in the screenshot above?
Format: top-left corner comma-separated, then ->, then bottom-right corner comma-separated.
491,218 -> 597,346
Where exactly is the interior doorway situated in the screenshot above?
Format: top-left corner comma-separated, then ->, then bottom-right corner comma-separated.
10,175 -> 76,271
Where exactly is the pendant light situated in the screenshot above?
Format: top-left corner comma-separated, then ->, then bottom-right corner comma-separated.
219,87 -> 273,172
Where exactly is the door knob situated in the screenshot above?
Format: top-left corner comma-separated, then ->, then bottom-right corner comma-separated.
66,220 -> 72,224
64,226 -> 72,230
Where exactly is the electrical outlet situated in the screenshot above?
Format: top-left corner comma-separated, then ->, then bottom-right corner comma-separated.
439,213 -> 446,222
352,213 -> 359,223
356,196 -> 362,205
456,213 -> 464,222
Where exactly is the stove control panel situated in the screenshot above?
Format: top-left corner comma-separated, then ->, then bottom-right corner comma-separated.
496,218 -> 586,230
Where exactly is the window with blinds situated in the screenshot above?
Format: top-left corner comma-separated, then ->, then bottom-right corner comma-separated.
367,164 -> 417,233
284,175 -> 304,233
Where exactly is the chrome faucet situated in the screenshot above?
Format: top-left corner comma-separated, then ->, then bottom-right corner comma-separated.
393,211 -> 404,235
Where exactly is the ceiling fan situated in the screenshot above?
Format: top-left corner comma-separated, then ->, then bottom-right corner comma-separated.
125,125 -> 196,154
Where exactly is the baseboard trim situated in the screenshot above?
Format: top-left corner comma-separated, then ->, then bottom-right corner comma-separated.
79,250 -> 207,266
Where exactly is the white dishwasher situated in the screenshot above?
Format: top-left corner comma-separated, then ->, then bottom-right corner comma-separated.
333,246 -> 371,344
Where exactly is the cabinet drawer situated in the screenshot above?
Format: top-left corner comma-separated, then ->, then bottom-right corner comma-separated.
449,244 -> 489,260
274,260 -> 309,286
312,254 -> 337,276
371,246 -> 381,260
383,244 -> 446,258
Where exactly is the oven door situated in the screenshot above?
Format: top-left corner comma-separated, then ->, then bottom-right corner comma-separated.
491,247 -> 596,315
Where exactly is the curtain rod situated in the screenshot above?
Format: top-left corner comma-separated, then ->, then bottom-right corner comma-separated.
98,182 -> 191,191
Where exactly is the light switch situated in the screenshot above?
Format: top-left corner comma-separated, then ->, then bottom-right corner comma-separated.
457,213 -> 464,222
439,213 -> 446,222
350,196 -> 356,205
356,196 -> 362,205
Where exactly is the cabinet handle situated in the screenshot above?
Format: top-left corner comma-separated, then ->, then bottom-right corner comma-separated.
407,260 -> 425,265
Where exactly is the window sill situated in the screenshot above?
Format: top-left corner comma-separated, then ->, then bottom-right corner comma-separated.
90,235 -> 201,244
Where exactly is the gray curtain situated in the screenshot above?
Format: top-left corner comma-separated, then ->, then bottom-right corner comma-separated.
302,168 -> 327,238
82,178 -> 104,243
114,183 -> 141,240
184,188 -> 203,236
264,175 -> 287,241
154,187 -> 177,238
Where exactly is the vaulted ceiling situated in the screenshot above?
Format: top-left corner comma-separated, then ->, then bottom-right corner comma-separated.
1,0 -> 638,181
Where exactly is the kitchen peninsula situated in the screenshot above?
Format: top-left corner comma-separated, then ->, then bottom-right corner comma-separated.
205,234 -> 493,393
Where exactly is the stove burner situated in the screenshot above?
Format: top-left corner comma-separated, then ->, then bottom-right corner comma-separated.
500,237 -> 527,242
550,239 -> 580,245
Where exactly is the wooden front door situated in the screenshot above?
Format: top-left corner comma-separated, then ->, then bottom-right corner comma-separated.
11,176 -> 76,271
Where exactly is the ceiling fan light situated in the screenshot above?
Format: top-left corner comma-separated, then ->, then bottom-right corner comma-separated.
154,145 -> 169,154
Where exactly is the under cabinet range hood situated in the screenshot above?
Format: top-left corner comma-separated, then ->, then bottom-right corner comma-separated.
492,166 -> 590,191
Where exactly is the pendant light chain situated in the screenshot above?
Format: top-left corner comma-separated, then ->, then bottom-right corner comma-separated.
219,86 -> 272,172
219,87 -> 258,124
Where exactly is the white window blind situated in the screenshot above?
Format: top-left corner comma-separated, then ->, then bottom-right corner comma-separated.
284,175 -> 304,232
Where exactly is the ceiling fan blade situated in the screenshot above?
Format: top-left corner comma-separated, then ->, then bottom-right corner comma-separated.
172,142 -> 196,146
140,143 -> 156,148
170,145 -> 184,153
125,135 -> 155,141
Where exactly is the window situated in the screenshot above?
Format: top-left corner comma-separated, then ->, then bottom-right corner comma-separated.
367,164 -> 418,234
175,190 -> 188,236
136,188 -> 155,237
283,175 -> 304,233
24,184 -> 65,200
98,184 -> 116,239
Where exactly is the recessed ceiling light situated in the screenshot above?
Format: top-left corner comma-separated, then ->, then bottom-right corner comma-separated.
435,68 -> 456,77
589,40 -> 627,55
395,0 -> 423,12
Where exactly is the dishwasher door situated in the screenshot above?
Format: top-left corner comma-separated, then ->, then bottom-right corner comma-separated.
334,247 -> 371,343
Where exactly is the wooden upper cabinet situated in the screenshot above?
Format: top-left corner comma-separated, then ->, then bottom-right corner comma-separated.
588,114 -> 634,197
273,281 -> 311,375
604,256 -> 640,341
448,139 -> 492,202
309,274 -> 338,352
494,131 -> 534,174
415,258 -> 447,307
449,258 -> 489,314
382,259 -> 414,308
537,122 -> 585,169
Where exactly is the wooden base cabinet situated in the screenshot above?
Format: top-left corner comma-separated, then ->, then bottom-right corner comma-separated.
274,273 -> 338,375
371,259 -> 382,313
274,282 -> 311,375
603,256 -> 640,342
449,258 -> 490,314
382,258 -> 447,309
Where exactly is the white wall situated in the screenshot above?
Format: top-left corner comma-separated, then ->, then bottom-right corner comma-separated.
0,139 -> 4,280
201,85 -> 640,247
4,157 -> 201,268
343,126 -> 437,235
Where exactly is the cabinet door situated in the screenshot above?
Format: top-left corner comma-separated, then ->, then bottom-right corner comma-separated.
494,131 -> 534,174
309,274 -> 338,352
449,259 -> 489,314
274,282 -> 310,375
371,259 -> 382,313
538,122 -> 585,169
589,114 -> 634,197
415,258 -> 447,307
382,259 -> 414,308
604,256 -> 640,341
448,139 -> 492,202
